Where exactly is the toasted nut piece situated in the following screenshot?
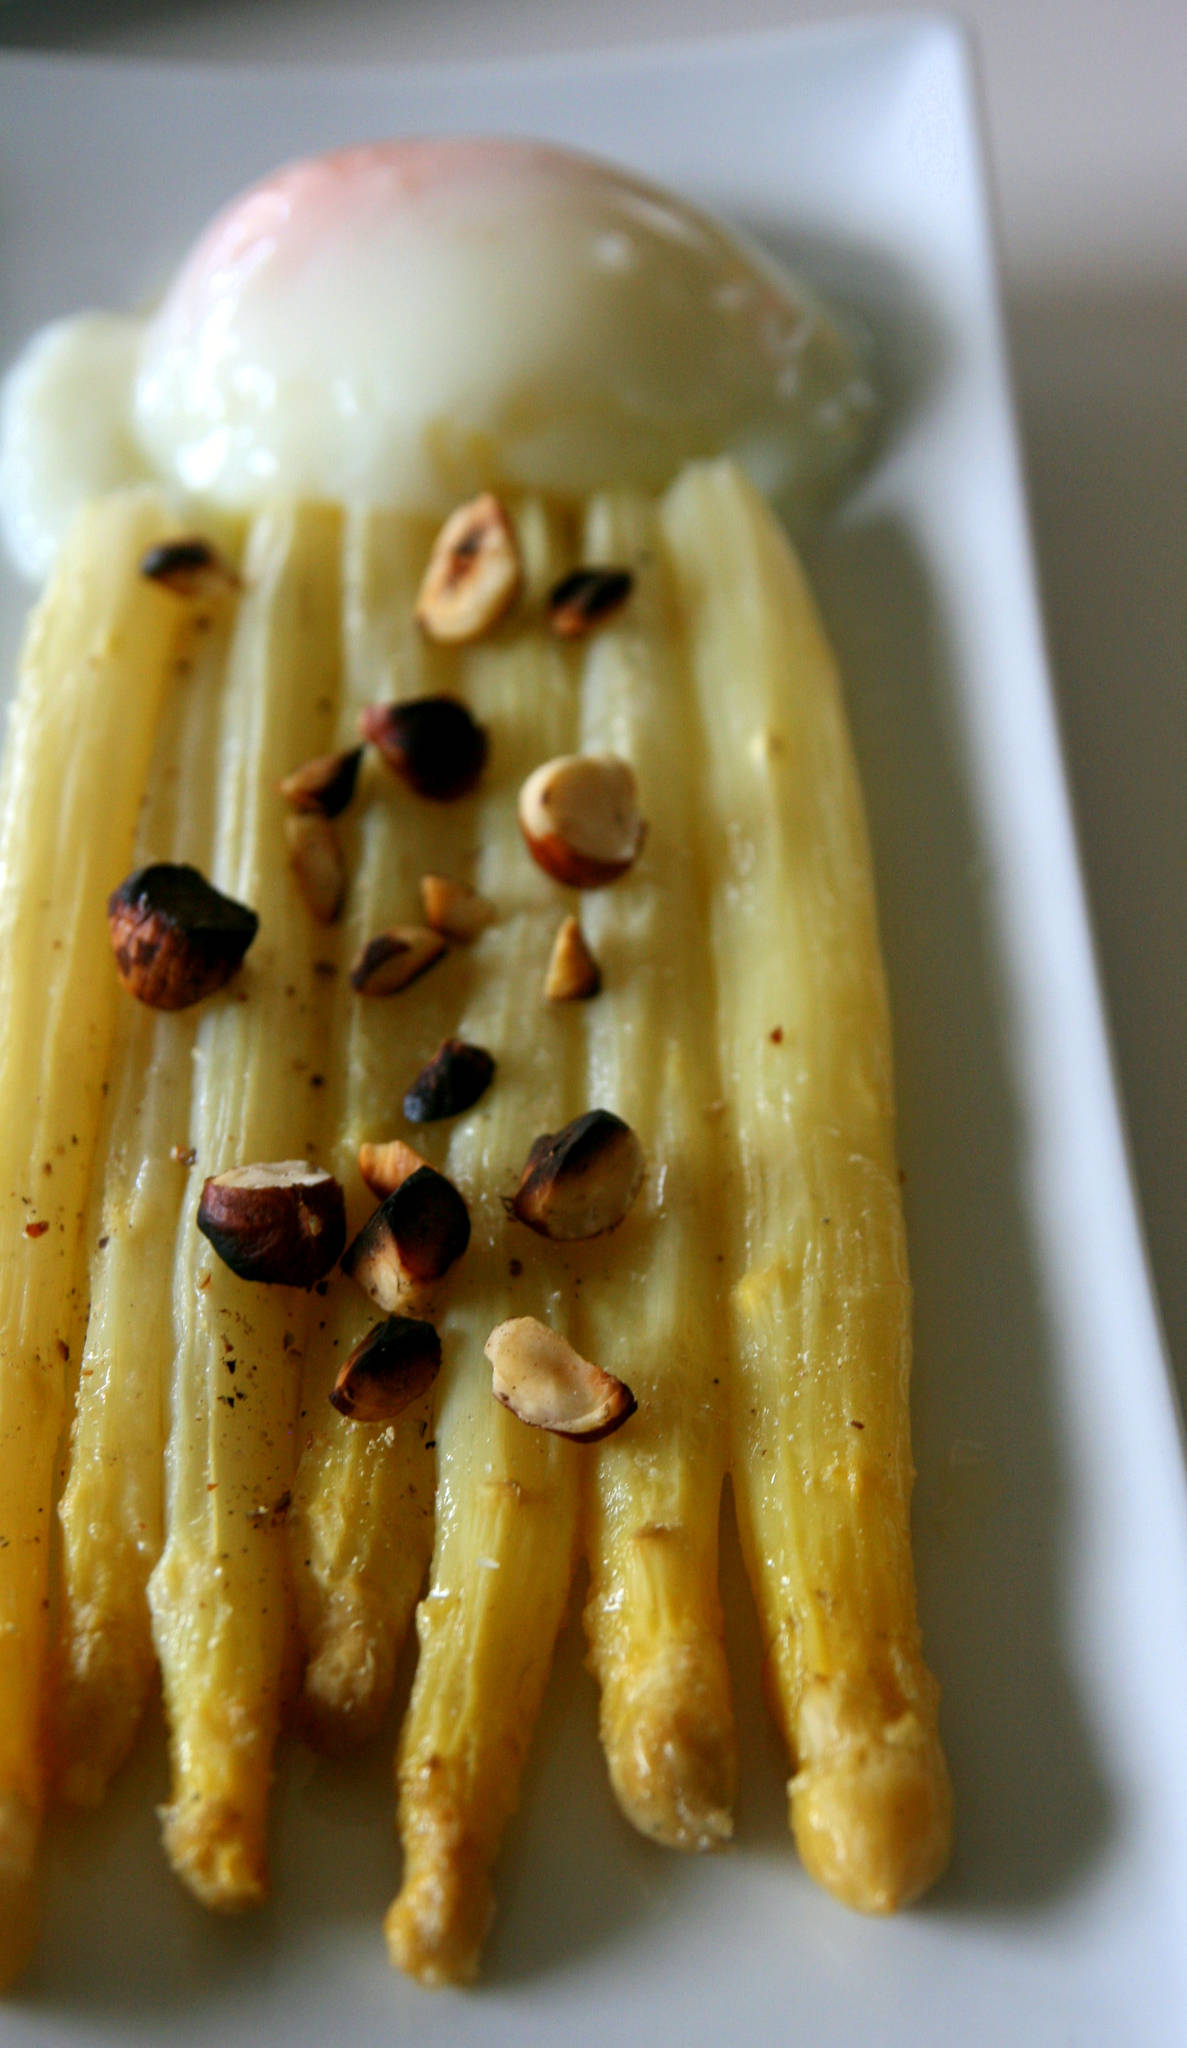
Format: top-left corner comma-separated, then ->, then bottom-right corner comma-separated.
404,1039 -> 495,1124
420,873 -> 496,943
197,1161 -> 346,1286
511,1109 -> 643,1240
547,566 -> 634,639
330,1316 -> 442,1423
138,536 -> 240,599
485,1317 -> 636,1442
285,814 -> 346,924
518,753 -> 644,888
415,492 -> 520,643
278,746 -> 363,817
350,926 -> 447,996
544,914 -> 601,1001
342,1167 -> 471,1311
360,696 -> 488,800
107,862 -> 259,1010
358,1138 -> 432,1200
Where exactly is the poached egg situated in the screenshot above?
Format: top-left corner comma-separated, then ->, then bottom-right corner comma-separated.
0,138 -> 876,581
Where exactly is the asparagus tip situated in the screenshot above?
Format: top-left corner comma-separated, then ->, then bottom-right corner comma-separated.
790,1680 -> 953,1912
387,1757 -> 496,1986
160,1795 -> 270,1913
51,1616 -> 154,1808
600,1638 -> 737,1852
298,1625 -> 396,1754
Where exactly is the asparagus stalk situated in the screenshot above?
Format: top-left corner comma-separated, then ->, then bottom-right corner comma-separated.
574,489 -> 736,1849
385,503 -> 587,1986
53,597 -> 233,1805
0,491 -> 185,1978
289,505 -> 466,1746
147,502 -> 342,1909
662,459 -> 951,1912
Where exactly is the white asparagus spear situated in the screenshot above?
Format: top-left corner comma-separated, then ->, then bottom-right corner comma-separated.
573,489 -> 736,1849
385,503 -> 587,1987
147,502 -> 342,1910
289,505 -> 468,1746
0,490 -> 187,1982
662,459 -> 952,1912
53,598 -> 234,1806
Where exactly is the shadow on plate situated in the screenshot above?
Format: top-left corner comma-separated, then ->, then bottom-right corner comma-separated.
1008,276 -> 1187,1409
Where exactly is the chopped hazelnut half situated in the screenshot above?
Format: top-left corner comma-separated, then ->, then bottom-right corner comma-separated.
511,1109 -> 643,1241
544,914 -> 601,1001
358,1137 -> 432,1200
330,1316 -> 441,1423
197,1161 -> 346,1287
107,862 -> 258,1009
547,566 -> 634,639
518,753 -> 644,888
420,873 -> 496,943
342,1167 -> 471,1311
285,814 -> 345,924
278,746 -> 363,817
485,1316 -> 636,1442
404,1038 -> 495,1123
415,492 -> 520,643
350,926 -> 447,996
139,535 -> 240,600
360,696 -> 488,800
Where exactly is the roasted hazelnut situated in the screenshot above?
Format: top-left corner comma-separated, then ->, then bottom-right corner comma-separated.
547,566 -> 634,639
138,535 -> 240,600
357,1137 -> 432,1200
544,914 -> 601,1001
360,696 -> 488,800
415,492 -> 520,642
419,873 -> 496,943
278,746 -> 363,817
341,1167 -> 471,1311
107,863 -> 258,1009
285,814 -> 345,923
197,1162 -> 346,1287
485,1316 -> 636,1441
350,926 -> 447,996
511,1110 -> 643,1241
330,1316 -> 442,1423
518,754 -> 644,888
404,1039 -> 495,1124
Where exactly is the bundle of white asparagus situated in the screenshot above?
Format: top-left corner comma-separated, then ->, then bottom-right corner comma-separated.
0,458 -> 950,1991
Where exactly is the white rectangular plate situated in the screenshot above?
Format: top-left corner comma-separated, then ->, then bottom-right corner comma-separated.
3,16 -> 1187,2045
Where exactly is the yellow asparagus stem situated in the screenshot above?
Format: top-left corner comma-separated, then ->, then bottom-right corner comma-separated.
662,458 -> 951,1912
0,491 -> 187,1978
289,507 -> 466,1746
385,504 -> 586,1987
53,604 -> 233,1806
147,502 -> 342,1910
573,490 -> 735,1850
